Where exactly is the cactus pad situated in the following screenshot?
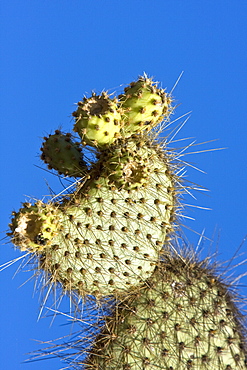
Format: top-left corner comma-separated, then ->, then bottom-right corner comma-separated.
9,139 -> 176,296
120,76 -> 172,136
40,130 -> 87,177
86,255 -> 247,369
73,93 -> 122,147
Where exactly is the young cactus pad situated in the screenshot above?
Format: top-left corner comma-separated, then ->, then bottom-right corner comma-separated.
73,92 -> 122,147
40,130 -> 87,177
119,75 -> 172,136
86,255 -> 247,369
9,136 -> 176,297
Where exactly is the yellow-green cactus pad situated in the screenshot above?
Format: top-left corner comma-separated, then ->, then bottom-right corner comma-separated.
40,142 -> 175,296
73,93 -> 122,147
40,130 -> 87,177
86,256 -> 247,369
119,76 -> 172,136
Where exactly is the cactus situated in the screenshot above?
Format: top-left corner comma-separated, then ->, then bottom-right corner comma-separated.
86,253 -> 247,369
6,75 -> 246,369
40,130 -> 87,177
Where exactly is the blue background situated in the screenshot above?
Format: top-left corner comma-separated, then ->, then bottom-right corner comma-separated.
1,1 -> 247,369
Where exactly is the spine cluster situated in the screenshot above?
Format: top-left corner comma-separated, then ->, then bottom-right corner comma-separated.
6,75 -> 246,369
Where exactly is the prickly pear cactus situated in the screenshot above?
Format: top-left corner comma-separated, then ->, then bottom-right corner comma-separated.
86,255 -> 247,369
8,76 -> 176,297
7,75 -> 246,370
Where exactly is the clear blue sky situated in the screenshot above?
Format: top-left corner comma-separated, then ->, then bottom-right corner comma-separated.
1,1 -> 247,369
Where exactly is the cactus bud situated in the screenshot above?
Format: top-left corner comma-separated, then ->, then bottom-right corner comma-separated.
9,202 -> 60,252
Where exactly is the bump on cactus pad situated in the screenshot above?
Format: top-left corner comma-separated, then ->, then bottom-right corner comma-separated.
101,137 -> 167,190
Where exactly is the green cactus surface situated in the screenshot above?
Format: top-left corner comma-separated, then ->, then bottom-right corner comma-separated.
119,75 -> 172,136
9,136 -> 176,296
86,255 -> 247,369
40,130 -> 87,177
73,92 -> 122,148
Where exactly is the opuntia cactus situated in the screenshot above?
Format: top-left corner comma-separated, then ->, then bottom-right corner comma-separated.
8,76 -> 177,297
6,75 -> 246,370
